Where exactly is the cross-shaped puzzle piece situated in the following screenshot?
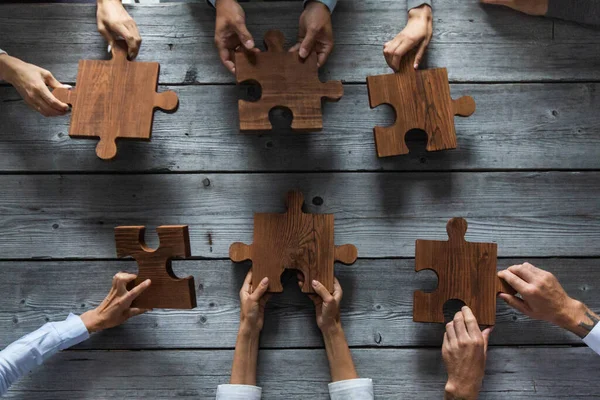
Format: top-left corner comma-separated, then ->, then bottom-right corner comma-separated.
115,225 -> 196,309
53,41 -> 179,160
414,218 -> 513,325
367,52 -> 476,157
229,191 -> 357,293
235,30 -> 343,132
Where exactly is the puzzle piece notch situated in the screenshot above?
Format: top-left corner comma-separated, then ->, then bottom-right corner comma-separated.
115,225 -> 196,309
367,51 -> 476,158
52,40 -> 179,160
413,218 -> 511,325
229,191 -> 357,294
235,30 -> 343,132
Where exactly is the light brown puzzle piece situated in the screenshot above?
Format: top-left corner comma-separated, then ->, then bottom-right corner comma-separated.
53,41 -> 179,160
235,30 -> 343,132
115,225 -> 196,309
229,191 -> 357,293
414,218 -> 514,326
367,52 -> 476,157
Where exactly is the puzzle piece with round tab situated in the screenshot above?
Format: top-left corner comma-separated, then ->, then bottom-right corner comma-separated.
229,191 -> 357,294
414,218 -> 514,325
115,225 -> 196,309
367,52 -> 476,158
235,30 -> 343,132
53,40 -> 179,160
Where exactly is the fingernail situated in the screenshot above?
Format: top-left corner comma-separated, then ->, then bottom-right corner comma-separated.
299,48 -> 308,58
107,45 -> 112,53
414,63 -> 419,69
312,280 -> 318,287
245,40 -> 254,49
62,84 -> 73,89
261,277 -> 268,286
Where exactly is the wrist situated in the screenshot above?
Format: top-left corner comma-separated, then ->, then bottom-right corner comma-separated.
408,4 -> 432,19
238,321 -> 262,338
556,298 -> 586,332
215,0 -> 238,8
97,0 -> 121,5
80,309 -> 103,334
0,54 -> 18,83
320,321 -> 344,338
444,380 -> 480,400
305,1 -> 331,14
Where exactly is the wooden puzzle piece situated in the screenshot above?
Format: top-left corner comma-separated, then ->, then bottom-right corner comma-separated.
115,225 -> 196,309
367,52 -> 476,158
53,41 -> 179,160
229,191 -> 357,293
414,218 -> 513,325
235,30 -> 343,132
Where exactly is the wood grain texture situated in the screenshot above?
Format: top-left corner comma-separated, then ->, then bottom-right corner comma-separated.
368,52 -> 475,157
0,172 -> 599,259
235,30 -> 343,131
6,347 -> 600,399
230,191 -> 357,293
414,218 -> 513,325
115,226 -> 196,309
0,259 -> 596,349
7,2 -> 600,84
52,41 -> 178,160
1,84 -> 599,172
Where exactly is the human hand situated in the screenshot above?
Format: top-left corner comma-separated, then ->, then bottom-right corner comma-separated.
97,0 -> 142,59
80,272 -> 151,333
498,262 -> 598,337
289,1 -> 334,67
384,4 -> 432,71
297,274 -> 342,334
0,55 -> 69,117
214,0 -> 258,74
480,0 -> 548,16
239,270 -> 271,335
443,306 -> 492,400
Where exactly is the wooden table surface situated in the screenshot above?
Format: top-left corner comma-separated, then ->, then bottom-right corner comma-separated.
1,1 -> 600,398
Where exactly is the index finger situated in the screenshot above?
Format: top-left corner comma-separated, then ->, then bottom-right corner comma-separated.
241,270 -> 252,293
218,47 -> 236,74
332,278 -> 343,303
40,86 -> 68,113
498,269 -> 529,294
125,278 -> 151,302
509,262 -> 539,282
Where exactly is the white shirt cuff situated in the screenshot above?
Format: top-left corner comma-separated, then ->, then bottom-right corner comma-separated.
583,323 -> 600,355
328,378 -> 374,400
51,313 -> 90,350
408,0 -> 432,11
216,384 -> 262,400
303,0 -> 337,13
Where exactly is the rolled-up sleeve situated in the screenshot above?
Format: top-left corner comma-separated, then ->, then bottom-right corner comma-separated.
0,49 -> 6,56
0,314 -> 89,396
303,0 -> 337,13
216,384 -> 262,400
583,323 -> 600,355
328,378 -> 374,400
408,0 -> 432,11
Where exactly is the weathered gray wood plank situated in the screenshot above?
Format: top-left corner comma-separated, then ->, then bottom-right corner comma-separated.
1,83 -> 599,172
3,2 -> 598,83
6,347 -> 600,399
0,259 -> 596,349
0,172 -> 598,259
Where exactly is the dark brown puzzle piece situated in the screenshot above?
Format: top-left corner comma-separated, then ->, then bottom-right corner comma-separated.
115,225 -> 196,309
414,218 -> 513,325
235,30 -> 343,132
53,41 -> 179,160
229,191 -> 357,293
367,52 -> 476,157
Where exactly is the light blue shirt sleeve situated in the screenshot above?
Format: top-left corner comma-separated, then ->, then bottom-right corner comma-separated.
329,378 -> 374,400
0,49 -> 6,56
0,313 -> 89,395
216,378 -> 373,399
208,0 -> 337,12
408,0 -> 432,11
583,323 -> 600,355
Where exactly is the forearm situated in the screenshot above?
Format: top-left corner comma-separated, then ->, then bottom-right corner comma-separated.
0,53 -> 15,82
230,324 -> 260,385
322,325 -> 358,382
556,299 -> 599,338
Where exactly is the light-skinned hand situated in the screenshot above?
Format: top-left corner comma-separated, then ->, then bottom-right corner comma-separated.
443,306 -> 492,400
80,272 -> 151,333
239,270 -> 271,334
297,274 -> 343,334
384,4 -> 432,71
97,0 -> 142,59
289,1 -> 334,67
214,0 -> 259,74
0,55 -> 69,117
480,0 -> 548,16
498,262 -> 599,338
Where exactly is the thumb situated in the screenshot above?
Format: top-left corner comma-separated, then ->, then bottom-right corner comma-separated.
127,307 -> 151,318
311,280 -> 332,302
234,22 -> 255,50
482,326 -> 494,350
43,72 -> 64,89
414,38 -> 430,70
299,30 -> 317,59
499,293 -> 528,315
250,277 -> 269,301
98,23 -> 114,48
